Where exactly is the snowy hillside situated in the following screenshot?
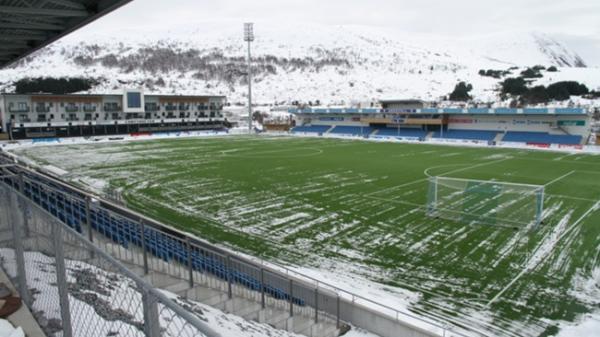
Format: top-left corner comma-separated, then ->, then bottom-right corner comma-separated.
1,22 -> 599,106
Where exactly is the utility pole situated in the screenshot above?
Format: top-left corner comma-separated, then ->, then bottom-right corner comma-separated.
244,23 -> 255,134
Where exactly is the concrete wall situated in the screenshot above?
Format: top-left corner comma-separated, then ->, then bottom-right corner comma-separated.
338,298 -> 441,337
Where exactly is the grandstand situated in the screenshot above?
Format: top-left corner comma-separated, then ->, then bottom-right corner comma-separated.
290,105 -> 592,147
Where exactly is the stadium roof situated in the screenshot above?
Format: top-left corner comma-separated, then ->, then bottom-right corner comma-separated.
0,0 -> 132,68
288,107 -> 589,115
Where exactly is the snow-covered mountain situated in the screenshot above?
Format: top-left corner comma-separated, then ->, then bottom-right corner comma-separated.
1,22 -> 599,106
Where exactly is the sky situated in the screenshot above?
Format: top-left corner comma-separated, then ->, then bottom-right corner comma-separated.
79,0 -> 600,64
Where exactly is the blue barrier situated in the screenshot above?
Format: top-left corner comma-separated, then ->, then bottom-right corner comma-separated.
32,138 -> 60,144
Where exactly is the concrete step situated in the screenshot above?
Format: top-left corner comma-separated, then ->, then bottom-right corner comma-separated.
494,132 -> 505,143
164,280 -> 191,295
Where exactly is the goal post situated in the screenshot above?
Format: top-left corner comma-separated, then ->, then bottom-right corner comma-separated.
426,176 -> 544,228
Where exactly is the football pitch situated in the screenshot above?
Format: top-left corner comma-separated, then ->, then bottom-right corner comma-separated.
13,135 -> 600,336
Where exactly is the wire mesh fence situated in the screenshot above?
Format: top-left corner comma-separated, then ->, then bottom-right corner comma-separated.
0,181 -> 221,337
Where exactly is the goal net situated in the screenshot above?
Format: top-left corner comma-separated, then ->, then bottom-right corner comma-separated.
426,176 -> 544,228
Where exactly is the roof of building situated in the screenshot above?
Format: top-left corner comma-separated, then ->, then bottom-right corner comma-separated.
289,107 -> 589,116
0,0 -> 133,68
379,99 -> 426,104
0,92 -> 226,98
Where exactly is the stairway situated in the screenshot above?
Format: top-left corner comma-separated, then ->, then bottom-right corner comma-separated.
425,131 -> 434,141
494,132 -> 505,143
325,125 -> 335,134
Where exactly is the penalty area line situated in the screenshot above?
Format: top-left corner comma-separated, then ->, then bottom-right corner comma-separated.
486,199 -> 600,306
544,170 -> 576,187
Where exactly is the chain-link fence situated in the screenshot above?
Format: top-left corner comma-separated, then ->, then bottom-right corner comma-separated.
0,154 -> 474,337
0,180 -> 221,337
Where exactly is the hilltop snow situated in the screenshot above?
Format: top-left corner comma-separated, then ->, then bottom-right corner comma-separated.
1,22 -> 599,106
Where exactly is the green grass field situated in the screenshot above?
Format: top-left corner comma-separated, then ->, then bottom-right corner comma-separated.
14,136 -> 600,337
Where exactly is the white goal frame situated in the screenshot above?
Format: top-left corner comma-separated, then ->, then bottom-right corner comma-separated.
426,176 -> 545,228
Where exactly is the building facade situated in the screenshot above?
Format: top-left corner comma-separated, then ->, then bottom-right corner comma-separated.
0,90 -> 226,139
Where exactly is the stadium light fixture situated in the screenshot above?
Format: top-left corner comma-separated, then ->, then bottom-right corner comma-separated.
244,23 -> 254,134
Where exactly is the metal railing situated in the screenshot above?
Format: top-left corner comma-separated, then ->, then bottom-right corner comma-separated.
0,153 -> 476,337
0,180 -> 222,337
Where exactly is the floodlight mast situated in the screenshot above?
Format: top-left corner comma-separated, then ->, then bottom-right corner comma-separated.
244,23 -> 255,134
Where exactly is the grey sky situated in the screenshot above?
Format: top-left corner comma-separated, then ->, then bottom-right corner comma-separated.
90,0 -> 600,36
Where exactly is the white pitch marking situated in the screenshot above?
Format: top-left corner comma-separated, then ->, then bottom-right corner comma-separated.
487,200 -> 600,306
544,170 -> 576,187
367,158 -> 510,197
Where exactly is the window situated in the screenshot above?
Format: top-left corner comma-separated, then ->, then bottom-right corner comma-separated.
127,92 -> 142,109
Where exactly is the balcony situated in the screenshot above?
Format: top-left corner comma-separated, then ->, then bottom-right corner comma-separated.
104,104 -> 121,112
65,106 -> 79,113
165,105 -> 177,111
178,105 -> 189,111
83,106 -> 97,113
9,106 -> 30,113
36,106 -> 50,113
145,104 -> 159,112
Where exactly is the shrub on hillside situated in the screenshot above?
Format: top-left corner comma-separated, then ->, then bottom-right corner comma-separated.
501,77 -> 528,96
546,81 -> 589,101
14,77 -> 98,94
520,67 -> 543,78
448,82 -> 473,101
478,69 -> 510,79
520,86 -> 550,104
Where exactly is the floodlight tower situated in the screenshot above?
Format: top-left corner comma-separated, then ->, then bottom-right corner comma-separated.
244,23 -> 255,134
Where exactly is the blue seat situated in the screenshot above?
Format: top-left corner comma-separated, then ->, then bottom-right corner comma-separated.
433,130 -> 497,141
374,127 -> 426,138
291,125 -> 331,133
503,132 -> 582,145
329,126 -> 373,136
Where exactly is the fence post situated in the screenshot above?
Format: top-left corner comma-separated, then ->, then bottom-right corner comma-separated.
84,196 -> 94,260
85,196 -> 93,243
260,268 -> 265,309
227,255 -> 232,299
10,192 -> 31,307
186,237 -> 193,287
17,173 -> 30,237
52,220 -> 73,337
314,287 -> 319,323
140,219 -> 149,275
336,294 -> 340,329
142,288 -> 160,337
289,279 -> 294,317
